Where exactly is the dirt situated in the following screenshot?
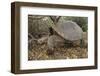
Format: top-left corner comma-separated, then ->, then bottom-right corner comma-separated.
28,43 -> 88,60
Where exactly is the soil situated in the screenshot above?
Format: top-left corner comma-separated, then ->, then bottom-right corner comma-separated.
28,43 -> 88,60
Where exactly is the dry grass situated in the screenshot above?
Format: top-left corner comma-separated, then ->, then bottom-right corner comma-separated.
28,43 -> 88,60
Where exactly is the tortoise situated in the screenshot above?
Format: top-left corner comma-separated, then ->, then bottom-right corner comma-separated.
47,35 -> 65,50
47,34 -> 67,55
47,16 -> 83,51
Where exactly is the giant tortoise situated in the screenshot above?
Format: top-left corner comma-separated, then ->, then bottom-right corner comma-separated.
47,16 -> 84,51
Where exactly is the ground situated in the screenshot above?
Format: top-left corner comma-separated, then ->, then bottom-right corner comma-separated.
28,43 -> 88,60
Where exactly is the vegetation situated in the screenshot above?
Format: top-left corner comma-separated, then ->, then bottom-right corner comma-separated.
63,16 -> 88,32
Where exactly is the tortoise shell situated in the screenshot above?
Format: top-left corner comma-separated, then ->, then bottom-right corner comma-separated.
51,21 -> 83,41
